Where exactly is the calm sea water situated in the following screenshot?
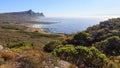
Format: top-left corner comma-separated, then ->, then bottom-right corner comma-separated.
34,17 -> 105,34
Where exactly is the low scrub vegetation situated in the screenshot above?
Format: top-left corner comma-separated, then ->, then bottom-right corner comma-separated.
44,18 -> 120,68
0,18 -> 120,68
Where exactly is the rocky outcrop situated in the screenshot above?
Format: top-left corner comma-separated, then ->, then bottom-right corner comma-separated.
44,54 -> 71,68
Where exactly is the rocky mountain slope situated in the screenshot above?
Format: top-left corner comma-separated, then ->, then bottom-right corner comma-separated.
0,10 -> 44,21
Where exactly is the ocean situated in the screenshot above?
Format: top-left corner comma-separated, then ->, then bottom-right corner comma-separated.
34,17 -> 106,34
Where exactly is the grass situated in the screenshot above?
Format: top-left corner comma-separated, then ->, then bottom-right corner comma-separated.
0,23 -> 62,48
0,22 -> 64,67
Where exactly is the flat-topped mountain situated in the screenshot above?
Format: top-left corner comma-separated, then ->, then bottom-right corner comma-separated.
0,10 -> 45,22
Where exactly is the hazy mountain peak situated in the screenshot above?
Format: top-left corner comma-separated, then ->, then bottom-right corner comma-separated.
25,9 -> 35,14
0,10 -> 45,21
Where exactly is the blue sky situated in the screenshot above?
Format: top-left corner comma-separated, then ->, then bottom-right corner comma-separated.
0,0 -> 120,17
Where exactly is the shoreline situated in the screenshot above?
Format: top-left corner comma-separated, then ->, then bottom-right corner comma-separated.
26,24 -> 69,36
26,24 -> 49,34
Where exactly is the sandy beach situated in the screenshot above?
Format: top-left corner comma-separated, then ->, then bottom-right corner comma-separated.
26,24 -> 49,34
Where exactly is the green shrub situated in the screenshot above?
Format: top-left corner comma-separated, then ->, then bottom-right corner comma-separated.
44,40 -> 62,52
107,61 -> 118,68
95,36 -> 120,56
0,58 -> 5,65
11,48 -> 23,54
73,31 -> 93,46
7,41 -> 33,49
53,45 -> 109,68
117,56 -> 120,62
69,64 -> 76,68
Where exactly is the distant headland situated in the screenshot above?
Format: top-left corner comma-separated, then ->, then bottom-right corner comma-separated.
0,9 -> 45,21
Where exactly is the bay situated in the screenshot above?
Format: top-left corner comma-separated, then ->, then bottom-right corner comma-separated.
34,17 -> 105,34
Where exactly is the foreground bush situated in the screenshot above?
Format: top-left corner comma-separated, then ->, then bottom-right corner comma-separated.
73,32 -> 93,46
53,45 -> 109,68
95,36 -> 120,56
107,61 -> 118,68
44,40 -> 62,52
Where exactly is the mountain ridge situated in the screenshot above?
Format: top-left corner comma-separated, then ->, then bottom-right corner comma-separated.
0,9 -> 45,21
